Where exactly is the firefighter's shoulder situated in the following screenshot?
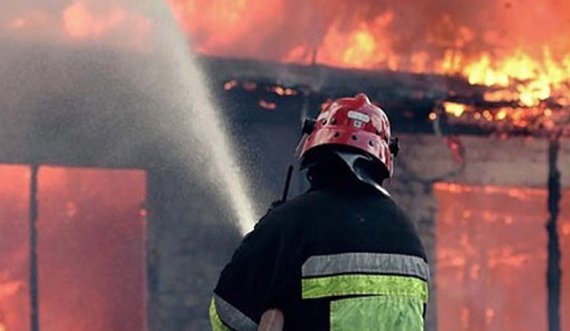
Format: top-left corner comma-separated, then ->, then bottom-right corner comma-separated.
253,190 -> 317,229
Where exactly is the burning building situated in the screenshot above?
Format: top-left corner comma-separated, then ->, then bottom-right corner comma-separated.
1,0 -> 570,330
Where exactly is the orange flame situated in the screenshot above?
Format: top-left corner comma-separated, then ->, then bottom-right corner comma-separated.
62,1 -> 126,39
3,0 -> 570,132
165,0 -> 570,131
5,11 -> 53,32
463,49 -> 570,107
4,1 -> 152,50
61,1 -> 152,49
5,0 -> 570,91
316,12 -> 396,69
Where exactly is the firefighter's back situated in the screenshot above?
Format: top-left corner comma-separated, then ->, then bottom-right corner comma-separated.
271,183 -> 428,330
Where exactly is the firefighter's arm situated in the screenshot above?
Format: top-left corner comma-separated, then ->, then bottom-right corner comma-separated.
210,214 -> 295,331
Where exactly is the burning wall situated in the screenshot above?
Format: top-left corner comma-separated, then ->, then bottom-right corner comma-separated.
436,183 -> 570,331
388,134 -> 570,331
0,166 -> 146,331
0,166 -> 30,331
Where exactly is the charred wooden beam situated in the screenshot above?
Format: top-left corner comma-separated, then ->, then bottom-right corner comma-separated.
199,55 -> 475,100
547,137 -> 562,331
29,164 -> 40,331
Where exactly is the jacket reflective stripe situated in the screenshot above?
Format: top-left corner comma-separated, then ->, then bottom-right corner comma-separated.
210,294 -> 258,331
330,296 -> 424,331
209,298 -> 231,331
302,274 -> 429,302
302,253 -> 429,281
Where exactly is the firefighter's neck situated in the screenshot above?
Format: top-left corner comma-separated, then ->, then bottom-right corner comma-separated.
307,164 -> 389,196
309,172 -> 360,190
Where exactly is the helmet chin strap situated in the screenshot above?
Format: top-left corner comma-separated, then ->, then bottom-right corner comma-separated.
294,133 -> 310,158
333,151 -> 391,198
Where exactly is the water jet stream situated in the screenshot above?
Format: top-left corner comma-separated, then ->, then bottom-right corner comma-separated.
144,0 -> 257,234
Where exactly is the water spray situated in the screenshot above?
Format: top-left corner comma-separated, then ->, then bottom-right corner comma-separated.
143,0 -> 258,234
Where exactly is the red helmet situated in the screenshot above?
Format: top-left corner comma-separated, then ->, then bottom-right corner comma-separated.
299,93 -> 397,177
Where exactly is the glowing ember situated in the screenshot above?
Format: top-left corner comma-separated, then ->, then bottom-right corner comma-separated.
269,85 -> 297,96
258,99 -> 277,110
443,102 -> 466,117
224,80 -> 238,91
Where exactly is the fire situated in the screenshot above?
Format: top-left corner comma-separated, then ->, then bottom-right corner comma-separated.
166,1 -> 566,133
0,165 -> 147,331
0,166 -> 29,331
5,0 -> 570,97
5,11 -> 53,32
258,99 -> 277,110
317,12 -> 396,69
7,18 -> 25,30
168,0 -> 285,57
4,0 -> 152,50
62,1 -> 126,39
435,183 -> 570,331
61,0 -> 152,49
443,102 -> 466,117
0,276 -> 24,298
167,0 -> 570,133
462,49 -> 570,107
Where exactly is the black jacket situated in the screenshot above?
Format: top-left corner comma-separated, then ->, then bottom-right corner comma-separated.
210,182 -> 428,331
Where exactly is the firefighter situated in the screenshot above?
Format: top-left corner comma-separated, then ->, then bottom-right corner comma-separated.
210,93 -> 429,331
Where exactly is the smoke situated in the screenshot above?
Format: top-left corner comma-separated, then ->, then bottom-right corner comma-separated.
1,1 -> 259,329
1,0 -> 258,228
169,0 -> 570,63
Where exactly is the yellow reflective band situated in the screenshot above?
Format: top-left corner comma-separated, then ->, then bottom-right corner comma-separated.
302,274 -> 428,302
330,296 -> 424,331
209,297 -> 231,331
